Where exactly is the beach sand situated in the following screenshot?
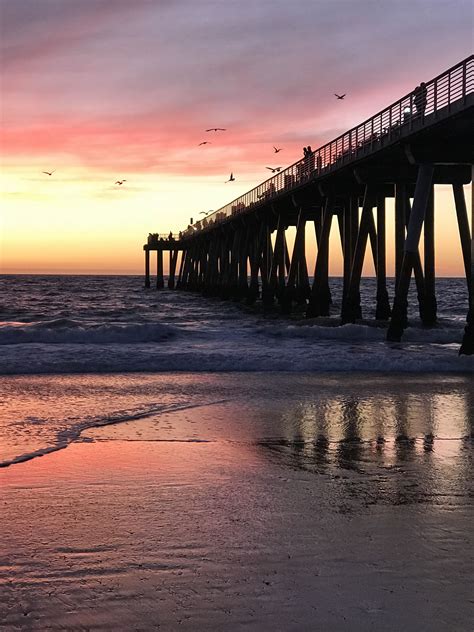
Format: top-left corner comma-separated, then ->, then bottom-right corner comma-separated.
1,373 -> 473,630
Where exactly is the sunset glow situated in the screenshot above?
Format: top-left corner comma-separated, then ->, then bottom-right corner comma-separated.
1,1 -> 472,274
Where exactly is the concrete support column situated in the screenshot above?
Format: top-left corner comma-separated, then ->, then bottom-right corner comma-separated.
307,197 -> 333,318
342,200 -> 352,304
453,184 -> 471,294
283,209 -> 309,312
387,164 -> 434,342
168,250 -> 178,289
176,249 -> 187,289
144,248 -> 151,288
341,186 -> 374,323
247,228 -> 260,304
156,249 -> 164,289
421,189 -> 437,325
460,167 -> 474,355
394,183 -> 407,326
375,194 -> 391,320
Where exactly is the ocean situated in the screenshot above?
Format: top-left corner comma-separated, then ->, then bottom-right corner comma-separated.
1,275 -> 473,629
0,274 -> 472,375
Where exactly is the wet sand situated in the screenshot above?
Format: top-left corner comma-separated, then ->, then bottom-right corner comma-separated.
1,373 -> 473,630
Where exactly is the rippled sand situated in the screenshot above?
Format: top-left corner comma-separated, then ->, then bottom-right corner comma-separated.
1,373 -> 473,630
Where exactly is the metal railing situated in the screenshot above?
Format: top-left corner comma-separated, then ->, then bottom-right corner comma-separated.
182,55 -> 473,238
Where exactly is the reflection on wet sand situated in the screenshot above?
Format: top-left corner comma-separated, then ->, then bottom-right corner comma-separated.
1,373 -> 473,631
257,385 -> 473,508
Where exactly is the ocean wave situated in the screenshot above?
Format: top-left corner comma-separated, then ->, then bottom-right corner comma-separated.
259,322 -> 465,344
0,319 -> 178,345
0,339 -> 473,375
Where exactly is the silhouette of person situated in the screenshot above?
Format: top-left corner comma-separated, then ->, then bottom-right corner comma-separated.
414,82 -> 428,116
303,146 -> 314,174
168,231 -> 173,241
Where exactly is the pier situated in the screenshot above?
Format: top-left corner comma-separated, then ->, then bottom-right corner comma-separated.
144,55 -> 474,354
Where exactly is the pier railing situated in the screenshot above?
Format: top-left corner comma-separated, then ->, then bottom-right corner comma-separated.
182,54 -> 473,238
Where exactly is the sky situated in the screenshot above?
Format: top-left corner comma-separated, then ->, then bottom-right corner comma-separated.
0,0 -> 472,274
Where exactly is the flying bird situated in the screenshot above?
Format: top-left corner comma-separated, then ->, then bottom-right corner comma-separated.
266,167 -> 281,173
334,93 -> 346,100
115,180 -> 127,185
42,170 -> 55,176
273,146 -> 282,153
226,173 -> 235,182
199,211 -> 208,215
206,128 -> 226,132
198,141 -> 211,146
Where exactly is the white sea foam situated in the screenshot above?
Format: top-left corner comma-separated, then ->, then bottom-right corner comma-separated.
0,337 -> 472,375
0,320 -> 178,344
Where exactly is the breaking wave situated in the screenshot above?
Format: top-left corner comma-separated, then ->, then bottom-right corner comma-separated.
0,319 -> 178,345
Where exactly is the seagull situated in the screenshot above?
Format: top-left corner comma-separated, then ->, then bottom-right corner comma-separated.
273,146 -> 282,153
334,93 -> 346,100
226,173 -> 235,182
266,167 -> 281,173
198,141 -> 211,146
206,128 -> 226,132
42,170 -> 55,176
199,211 -> 208,215
115,180 -> 126,185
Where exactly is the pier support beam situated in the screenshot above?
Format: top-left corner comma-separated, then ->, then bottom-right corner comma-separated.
420,189 -> 437,325
342,199 -> 352,304
387,164 -> 434,342
176,249 -> 186,289
460,168 -> 474,355
375,194 -> 391,320
269,216 -> 285,305
247,225 -> 260,304
394,183 -> 408,327
156,249 -> 164,289
168,250 -> 178,289
238,228 -> 249,298
144,249 -> 151,288
341,186 -> 377,323
307,197 -> 334,317
453,183 -> 472,294
261,223 -> 274,307
282,209 -> 308,313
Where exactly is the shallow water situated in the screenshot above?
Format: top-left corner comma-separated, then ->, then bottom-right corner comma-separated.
1,372 -> 473,468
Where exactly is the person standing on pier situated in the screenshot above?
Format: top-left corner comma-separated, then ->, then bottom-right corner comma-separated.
413,82 -> 428,116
